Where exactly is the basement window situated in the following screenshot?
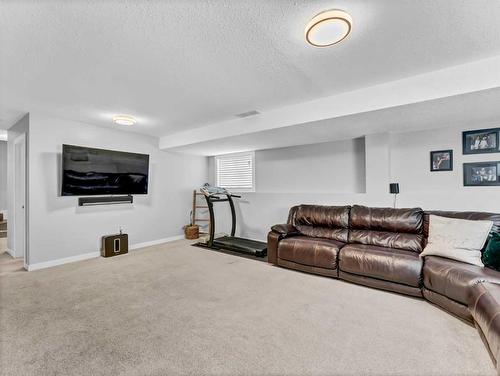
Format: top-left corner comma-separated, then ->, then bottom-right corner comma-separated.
215,151 -> 255,192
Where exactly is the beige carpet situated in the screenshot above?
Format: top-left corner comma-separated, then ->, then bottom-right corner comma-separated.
0,240 -> 495,376
0,238 -> 25,276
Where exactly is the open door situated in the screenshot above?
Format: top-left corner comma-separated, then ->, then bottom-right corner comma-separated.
13,133 -> 27,269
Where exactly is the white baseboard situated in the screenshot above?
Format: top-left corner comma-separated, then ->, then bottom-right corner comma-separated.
6,248 -> 15,257
27,251 -> 101,271
129,234 -> 184,250
26,234 -> 185,272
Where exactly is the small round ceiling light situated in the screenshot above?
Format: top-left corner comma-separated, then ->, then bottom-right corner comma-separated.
305,9 -> 352,47
112,115 -> 136,126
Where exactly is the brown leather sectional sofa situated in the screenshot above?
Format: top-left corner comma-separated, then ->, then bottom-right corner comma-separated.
268,204 -> 500,372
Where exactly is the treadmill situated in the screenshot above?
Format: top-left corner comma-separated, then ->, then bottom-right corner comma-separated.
198,186 -> 267,257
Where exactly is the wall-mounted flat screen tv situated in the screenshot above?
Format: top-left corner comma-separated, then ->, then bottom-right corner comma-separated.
61,144 -> 149,196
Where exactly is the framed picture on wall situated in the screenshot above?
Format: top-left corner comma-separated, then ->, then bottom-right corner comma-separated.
430,150 -> 453,172
462,128 -> 500,155
463,161 -> 500,186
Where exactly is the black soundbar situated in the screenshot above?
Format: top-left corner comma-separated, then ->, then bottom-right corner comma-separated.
78,195 -> 133,206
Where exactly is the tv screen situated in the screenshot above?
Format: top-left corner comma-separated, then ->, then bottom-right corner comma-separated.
61,144 -> 149,196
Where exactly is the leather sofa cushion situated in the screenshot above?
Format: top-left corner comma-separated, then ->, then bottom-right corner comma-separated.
423,256 -> 500,305
296,226 -> 348,243
469,282 -> 500,363
348,205 -> 424,252
339,243 -> 423,287
290,205 -> 350,242
340,271 -> 423,297
349,229 -> 423,253
350,205 -> 424,233
278,236 -> 344,270
294,205 -> 350,228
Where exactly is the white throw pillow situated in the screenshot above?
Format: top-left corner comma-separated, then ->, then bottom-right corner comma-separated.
420,215 -> 493,267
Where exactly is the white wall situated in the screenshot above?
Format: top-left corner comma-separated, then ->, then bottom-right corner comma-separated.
390,126 -> 500,211
27,113 -> 207,265
0,141 -> 7,213
255,138 -> 365,193
365,133 -> 391,194
209,138 -> 376,240
211,125 -> 500,242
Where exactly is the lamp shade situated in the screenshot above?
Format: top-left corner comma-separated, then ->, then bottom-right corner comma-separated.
389,183 -> 400,194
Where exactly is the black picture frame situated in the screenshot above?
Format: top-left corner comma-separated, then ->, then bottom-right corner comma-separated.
430,150 -> 453,172
463,161 -> 500,186
462,128 -> 500,155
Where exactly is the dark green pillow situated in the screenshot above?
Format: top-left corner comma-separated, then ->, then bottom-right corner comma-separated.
483,233 -> 500,271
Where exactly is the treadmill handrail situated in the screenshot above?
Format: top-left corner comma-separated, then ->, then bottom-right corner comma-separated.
205,194 -> 241,202
203,192 -> 237,247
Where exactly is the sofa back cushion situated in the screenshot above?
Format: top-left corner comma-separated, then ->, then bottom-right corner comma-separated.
288,205 -> 350,242
348,205 -> 424,252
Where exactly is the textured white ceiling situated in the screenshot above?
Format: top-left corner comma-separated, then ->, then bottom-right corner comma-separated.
159,56 -> 500,150
1,0 -> 500,136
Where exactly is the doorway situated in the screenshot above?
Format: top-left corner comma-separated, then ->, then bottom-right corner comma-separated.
13,133 -> 27,269
0,138 -> 7,265
0,133 -> 26,275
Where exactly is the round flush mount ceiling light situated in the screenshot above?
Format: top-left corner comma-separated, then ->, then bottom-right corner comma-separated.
305,9 -> 352,47
112,115 -> 136,126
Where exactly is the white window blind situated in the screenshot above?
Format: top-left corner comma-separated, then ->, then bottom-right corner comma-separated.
215,152 -> 255,192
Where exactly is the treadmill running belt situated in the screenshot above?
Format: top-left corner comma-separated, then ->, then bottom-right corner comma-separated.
212,236 -> 267,257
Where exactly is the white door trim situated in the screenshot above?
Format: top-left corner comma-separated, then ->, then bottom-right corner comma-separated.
13,133 -> 27,269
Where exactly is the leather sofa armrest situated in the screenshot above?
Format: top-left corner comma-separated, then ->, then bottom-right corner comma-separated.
271,224 -> 299,237
267,224 -> 299,265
